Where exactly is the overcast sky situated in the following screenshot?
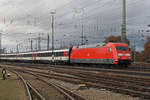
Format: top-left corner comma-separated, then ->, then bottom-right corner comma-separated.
0,0 -> 150,52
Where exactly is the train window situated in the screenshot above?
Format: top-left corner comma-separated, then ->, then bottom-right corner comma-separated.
38,53 -> 41,57
38,53 -> 50,57
55,52 -> 64,56
116,46 -> 129,51
46,53 -> 50,56
23,54 -> 32,57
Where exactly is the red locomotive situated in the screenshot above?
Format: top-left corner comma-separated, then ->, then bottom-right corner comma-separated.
69,42 -> 131,66
1,42 -> 131,67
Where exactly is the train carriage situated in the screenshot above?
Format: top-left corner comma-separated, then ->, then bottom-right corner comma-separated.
0,49 -> 69,63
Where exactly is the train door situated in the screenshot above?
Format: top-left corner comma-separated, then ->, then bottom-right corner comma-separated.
33,53 -> 37,60
106,47 -> 113,64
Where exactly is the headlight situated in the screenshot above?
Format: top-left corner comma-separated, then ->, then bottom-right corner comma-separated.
125,54 -> 130,56
118,53 -> 123,56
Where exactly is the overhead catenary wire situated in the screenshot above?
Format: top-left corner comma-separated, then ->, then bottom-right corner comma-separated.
0,0 -> 149,52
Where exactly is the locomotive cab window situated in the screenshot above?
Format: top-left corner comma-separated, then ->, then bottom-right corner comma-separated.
116,46 -> 129,51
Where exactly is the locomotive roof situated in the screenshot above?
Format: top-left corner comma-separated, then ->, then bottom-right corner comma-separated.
76,43 -> 106,49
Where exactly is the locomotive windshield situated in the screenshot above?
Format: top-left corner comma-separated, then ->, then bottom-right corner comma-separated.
116,46 -> 129,51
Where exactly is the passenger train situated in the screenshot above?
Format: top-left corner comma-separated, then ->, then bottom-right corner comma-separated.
0,42 -> 132,67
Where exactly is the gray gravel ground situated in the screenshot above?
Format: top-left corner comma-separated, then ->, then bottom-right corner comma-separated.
49,79 -> 143,100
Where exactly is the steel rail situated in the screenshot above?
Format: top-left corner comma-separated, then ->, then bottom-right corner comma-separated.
11,71 -> 46,100
27,83 -> 46,100
5,64 -> 150,99
28,71 -> 86,100
14,71 -> 33,100
25,69 -> 150,99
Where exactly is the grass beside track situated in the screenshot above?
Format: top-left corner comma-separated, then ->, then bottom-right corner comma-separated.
0,69 -> 27,100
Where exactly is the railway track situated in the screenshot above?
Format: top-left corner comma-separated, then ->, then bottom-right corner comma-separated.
2,62 -> 150,73
8,68 -> 86,100
33,69 -> 150,99
6,63 -> 150,78
2,63 -> 150,99
6,65 -> 150,99
12,71 -> 46,100
33,70 -> 150,99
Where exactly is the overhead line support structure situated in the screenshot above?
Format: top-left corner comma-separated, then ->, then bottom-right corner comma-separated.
0,33 -> 1,60
121,0 -> 127,43
51,11 -> 56,63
